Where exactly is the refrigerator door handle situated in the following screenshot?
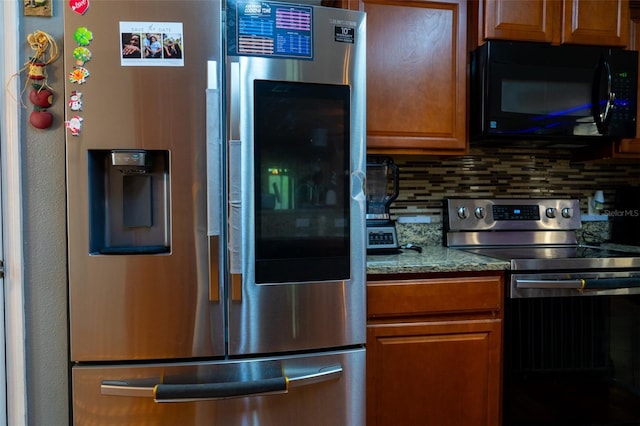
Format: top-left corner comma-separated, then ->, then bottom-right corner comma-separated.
227,62 -> 243,278
100,364 -> 343,402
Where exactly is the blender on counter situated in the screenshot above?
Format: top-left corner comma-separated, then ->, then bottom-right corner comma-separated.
366,156 -> 400,254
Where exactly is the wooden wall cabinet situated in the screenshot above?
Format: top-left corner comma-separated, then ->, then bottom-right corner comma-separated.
362,0 -> 468,155
366,274 -> 503,426
473,0 -> 629,47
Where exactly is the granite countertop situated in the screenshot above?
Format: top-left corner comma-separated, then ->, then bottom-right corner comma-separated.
366,246 -> 510,275
365,243 -> 640,275
364,221 -> 640,276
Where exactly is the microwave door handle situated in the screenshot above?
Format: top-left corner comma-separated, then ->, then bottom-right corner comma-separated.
592,55 -> 615,133
100,364 -> 343,402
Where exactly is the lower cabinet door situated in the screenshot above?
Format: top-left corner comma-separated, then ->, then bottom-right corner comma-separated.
367,319 -> 502,426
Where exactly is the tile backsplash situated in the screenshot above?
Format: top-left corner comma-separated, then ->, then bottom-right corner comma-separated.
385,147 -> 640,222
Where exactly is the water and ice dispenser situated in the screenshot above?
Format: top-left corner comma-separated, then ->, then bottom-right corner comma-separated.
88,149 -> 171,254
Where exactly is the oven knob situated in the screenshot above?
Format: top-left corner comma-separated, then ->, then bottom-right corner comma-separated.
474,207 -> 485,219
457,206 -> 468,219
561,207 -> 572,218
545,207 -> 556,218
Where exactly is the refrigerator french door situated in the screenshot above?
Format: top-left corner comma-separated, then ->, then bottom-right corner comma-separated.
64,1 -> 367,424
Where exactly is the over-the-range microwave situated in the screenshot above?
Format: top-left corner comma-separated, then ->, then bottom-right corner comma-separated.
470,40 -> 639,146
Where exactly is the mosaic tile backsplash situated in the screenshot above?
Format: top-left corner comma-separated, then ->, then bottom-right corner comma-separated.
385,147 -> 640,221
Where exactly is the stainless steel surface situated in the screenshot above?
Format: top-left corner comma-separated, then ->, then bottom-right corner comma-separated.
445,198 -> 640,298
446,231 -> 578,248
226,5 -> 367,356
445,198 -> 581,233
463,245 -> 640,271
73,348 -> 365,426
66,2 -> 367,424
65,0 -> 223,362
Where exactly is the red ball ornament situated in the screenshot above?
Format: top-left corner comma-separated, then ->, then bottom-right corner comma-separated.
29,87 -> 54,108
29,109 -> 54,129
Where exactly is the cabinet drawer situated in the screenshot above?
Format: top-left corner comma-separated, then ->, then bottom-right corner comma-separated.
367,275 -> 503,318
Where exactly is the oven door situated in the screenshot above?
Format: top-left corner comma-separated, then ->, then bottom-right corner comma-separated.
510,271 -> 640,298
505,272 -> 640,425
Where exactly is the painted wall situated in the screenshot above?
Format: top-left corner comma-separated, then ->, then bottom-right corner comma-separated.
19,1 -> 69,424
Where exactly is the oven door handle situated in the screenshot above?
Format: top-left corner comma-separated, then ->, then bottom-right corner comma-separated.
100,364 -> 343,402
515,278 -> 585,289
516,277 -> 640,290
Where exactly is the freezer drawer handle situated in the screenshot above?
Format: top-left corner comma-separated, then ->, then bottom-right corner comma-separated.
101,364 -> 343,402
154,376 -> 287,402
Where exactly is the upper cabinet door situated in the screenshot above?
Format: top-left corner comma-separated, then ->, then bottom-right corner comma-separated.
482,0 -> 559,43
363,0 -> 467,154
479,0 -> 629,47
562,0 -> 629,46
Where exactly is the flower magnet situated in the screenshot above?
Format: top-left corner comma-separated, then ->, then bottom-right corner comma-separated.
72,47 -> 92,66
68,66 -> 90,84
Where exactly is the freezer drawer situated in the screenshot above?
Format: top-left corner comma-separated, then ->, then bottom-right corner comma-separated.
72,348 -> 365,425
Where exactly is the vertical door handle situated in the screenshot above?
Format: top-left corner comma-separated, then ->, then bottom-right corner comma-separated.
206,62 -> 222,303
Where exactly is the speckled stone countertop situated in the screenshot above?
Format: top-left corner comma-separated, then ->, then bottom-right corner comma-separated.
366,246 -> 510,275
365,220 -> 629,275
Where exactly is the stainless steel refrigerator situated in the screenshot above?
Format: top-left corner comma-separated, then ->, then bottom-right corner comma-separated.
64,1 -> 366,424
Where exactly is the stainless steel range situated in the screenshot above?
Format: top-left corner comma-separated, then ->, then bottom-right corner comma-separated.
445,198 -> 640,298
445,198 -> 640,426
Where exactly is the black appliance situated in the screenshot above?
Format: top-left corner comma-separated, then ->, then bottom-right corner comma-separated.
445,198 -> 640,426
365,156 -> 399,254
470,41 -> 639,145
611,186 -> 640,245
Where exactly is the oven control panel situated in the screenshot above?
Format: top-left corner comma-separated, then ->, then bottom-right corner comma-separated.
445,198 -> 581,232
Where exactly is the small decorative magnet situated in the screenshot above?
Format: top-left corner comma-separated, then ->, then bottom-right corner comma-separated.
73,26 -> 93,46
68,91 -> 83,111
72,46 -> 92,66
68,66 -> 90,84
69,0 -> 90,16
65,116 -> 83,136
